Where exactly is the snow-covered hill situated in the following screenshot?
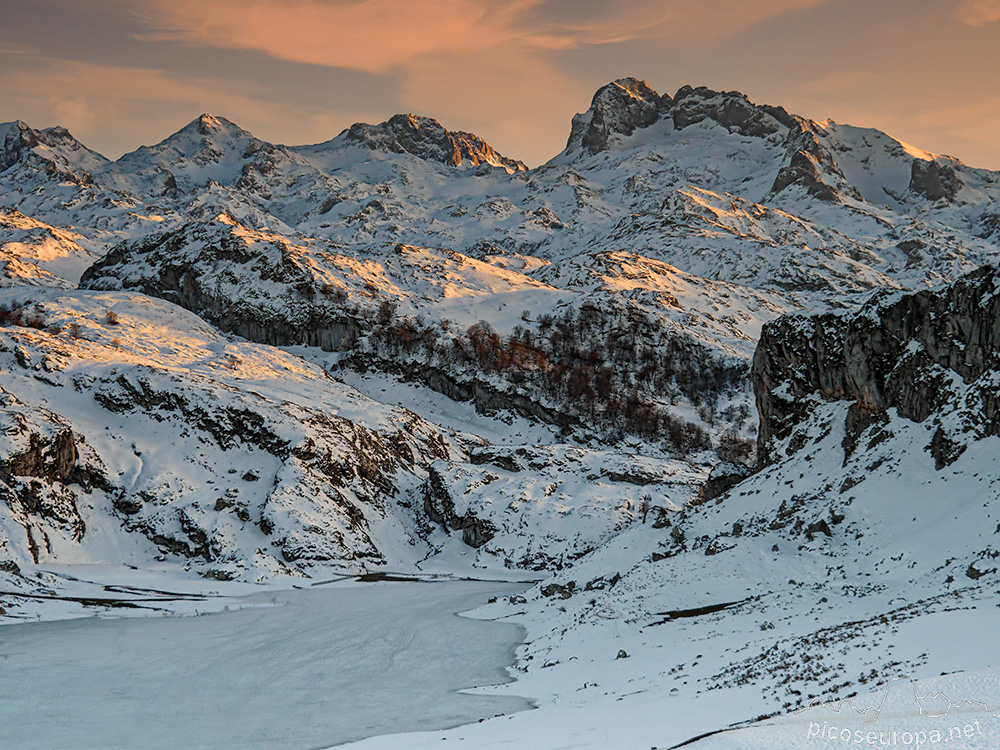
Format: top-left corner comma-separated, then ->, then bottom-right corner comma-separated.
1,285 -> 709,583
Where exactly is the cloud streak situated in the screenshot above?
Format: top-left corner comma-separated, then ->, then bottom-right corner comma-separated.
131,0 -> 556,73
129,0 -> 834,73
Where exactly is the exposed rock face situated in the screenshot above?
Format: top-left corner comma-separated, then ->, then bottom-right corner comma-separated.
909,158 -> 963,202
0,121 -> 38,172
81,218 -> 364,351
421,465 -> 496,548
768,119 -> 862,203
770,145 -> 843,202
0,388 -> 109,562
567,78 -> 667,155
345,114 -> 526,170
670,86 -> 794,138
753,264 -> 1000,467
698,461 -> 752,503
0,121 -> 102,184
450,130 -> 527,172
3,428 -> 77,484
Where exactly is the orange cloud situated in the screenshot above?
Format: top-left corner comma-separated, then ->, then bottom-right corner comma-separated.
956,0 -> 1000,25
131,0 -> 559,73
129,0 -> 834,73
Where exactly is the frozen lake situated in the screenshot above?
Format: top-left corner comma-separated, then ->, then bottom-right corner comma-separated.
0,578 -> 531,750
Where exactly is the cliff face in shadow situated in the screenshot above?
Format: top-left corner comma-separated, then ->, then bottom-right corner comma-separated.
754,264 -> 1000,469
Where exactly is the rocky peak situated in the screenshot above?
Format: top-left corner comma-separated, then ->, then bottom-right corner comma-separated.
558,79 -> 860,203
0,120 -> 105,182
194,113 -> 236,136
669,85 -> 796,138
344,114 -> 525,170
121,114 -> 258,164
0,121 -> 38,171
107,114 -> 273,197
450,130 -> 527,171
566,78 -> 667,156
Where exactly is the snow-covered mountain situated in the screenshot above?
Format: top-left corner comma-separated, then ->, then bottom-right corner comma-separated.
3,78 -> 1000,748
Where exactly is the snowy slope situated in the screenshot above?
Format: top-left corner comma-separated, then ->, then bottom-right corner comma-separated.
1,283 -> 713,585
0,209 -> 98,287
325,265 -> 1000,750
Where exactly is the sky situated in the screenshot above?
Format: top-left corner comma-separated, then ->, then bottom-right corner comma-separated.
2,0 -> 999,168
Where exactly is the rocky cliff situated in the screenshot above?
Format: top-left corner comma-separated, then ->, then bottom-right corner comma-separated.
754,264 -> 1000,468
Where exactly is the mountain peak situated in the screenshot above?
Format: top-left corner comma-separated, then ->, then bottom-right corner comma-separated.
123,114 -> 257,160
0,119 -> 32,137
199,113 -> 235,131
566,77 -> 668,156
343,113 -> 525,171
180,113 -> 245,138
0,119 -> 107,178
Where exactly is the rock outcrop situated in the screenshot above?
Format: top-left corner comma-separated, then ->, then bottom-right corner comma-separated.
0,387 -> 109,562
81,218 -> 364,351
669,85 -> 795,138
753,264 -> 1000,467
345,114 -> 526,170
909,158 -> 963,202
566,80 -> 803,157
421,465 -> 496,548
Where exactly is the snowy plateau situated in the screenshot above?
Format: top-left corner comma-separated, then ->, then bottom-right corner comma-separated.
3,78 -> 1000,749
